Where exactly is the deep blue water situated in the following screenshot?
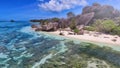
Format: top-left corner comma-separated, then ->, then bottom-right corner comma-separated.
0,22 -> 66,68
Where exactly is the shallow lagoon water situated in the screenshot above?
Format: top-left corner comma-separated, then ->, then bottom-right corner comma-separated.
0,22 -> 68,68
0,22 -> 120,68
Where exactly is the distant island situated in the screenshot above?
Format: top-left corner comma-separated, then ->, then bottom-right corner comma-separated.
0,20 -> 15,22
10,19 -> 15,22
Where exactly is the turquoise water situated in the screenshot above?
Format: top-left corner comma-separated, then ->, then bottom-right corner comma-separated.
0,22 -> 67,68
0,22 -> 119,68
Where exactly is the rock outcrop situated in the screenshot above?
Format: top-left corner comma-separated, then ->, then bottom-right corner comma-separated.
82,3 -> 120,24
77,12 -> 95,25
34,22 -> 58,31
31,3 -> 120,30
41,22 -> 58,31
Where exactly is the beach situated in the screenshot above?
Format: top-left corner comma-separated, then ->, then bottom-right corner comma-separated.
47,30 -> 120,46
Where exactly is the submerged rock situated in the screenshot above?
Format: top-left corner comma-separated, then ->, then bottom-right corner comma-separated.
0,46 -> 8,53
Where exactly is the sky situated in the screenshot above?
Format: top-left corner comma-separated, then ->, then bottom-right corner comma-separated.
0,0 -> 120,21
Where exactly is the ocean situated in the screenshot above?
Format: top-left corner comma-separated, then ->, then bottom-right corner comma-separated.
0,22 -> 120,68
0,22 -> 69,68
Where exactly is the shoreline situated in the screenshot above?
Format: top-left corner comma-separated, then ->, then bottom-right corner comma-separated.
40,31 -> 120,51
30,26 -> 120,51
46,31 -> 120,45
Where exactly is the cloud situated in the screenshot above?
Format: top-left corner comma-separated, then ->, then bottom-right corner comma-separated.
38,0 -> 88,12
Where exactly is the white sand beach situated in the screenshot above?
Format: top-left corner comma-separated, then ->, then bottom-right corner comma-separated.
48,30 -> 120,46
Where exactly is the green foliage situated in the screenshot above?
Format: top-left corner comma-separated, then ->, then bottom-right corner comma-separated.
112,26 -> 120,36
74,28 -> 79,34
67,12 -> 75,18
84,26 -> 95,31
102,20 -> 116,32
93,19 -> 116,33
30,18 -> 60,25
93,20 -> 103,32
69,18 -> 76,30
51,17 -> 60,22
